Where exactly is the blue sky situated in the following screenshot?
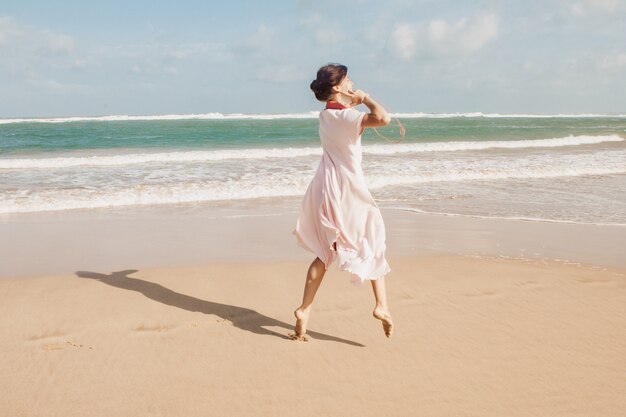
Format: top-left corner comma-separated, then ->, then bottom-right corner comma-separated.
1,0 -> 625,117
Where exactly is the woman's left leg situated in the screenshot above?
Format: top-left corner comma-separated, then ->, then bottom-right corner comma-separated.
371,276 -> 394,338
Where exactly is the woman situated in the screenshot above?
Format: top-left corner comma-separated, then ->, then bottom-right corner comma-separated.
291,63 -> 394,341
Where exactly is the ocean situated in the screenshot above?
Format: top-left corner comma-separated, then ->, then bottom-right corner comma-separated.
1,112 -> 625,226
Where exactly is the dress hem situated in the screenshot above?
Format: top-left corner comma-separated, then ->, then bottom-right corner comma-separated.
292,228 -> 391,286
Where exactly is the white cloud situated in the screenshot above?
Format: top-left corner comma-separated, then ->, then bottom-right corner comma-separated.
165,42 -> 232,62
24,70 -> 70,93
567,0 -> 624,15
256,65 -> 303,83
599,52 -> 626,69
163,66 -> 178,75
0,16 -> 76,56
69,58 -> 93,71
245,24 -> 276,51
314,25 -> 348,45
0,15 -> 80,81
583,0 -> 622,10
0,16 -> 22,45
389,13 -> 498,60
428,20 -> 448,41
570,3 -> 586,15
390,23 -> 419,60
42,78 -> 64,92
457,13 -> 498,52
46,33 -> 74,55
299,13 -> 347,45
111,41 -> 232,78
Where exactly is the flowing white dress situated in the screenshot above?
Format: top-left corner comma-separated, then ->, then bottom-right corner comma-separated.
293,107 -> 391,284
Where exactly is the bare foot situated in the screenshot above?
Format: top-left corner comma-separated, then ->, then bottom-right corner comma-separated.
288,333 -> 309,341
288,307 -> 310,342
373,306 -> 394,338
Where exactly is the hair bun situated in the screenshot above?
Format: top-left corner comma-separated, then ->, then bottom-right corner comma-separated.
310,63 -> 347,102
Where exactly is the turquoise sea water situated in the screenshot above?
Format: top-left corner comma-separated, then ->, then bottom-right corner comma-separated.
1,114 -> 625,154
1,112 -> 625,224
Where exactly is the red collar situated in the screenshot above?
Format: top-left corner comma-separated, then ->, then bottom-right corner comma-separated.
325,100 -> 347,110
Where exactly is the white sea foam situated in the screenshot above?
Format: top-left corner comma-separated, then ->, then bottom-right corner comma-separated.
1,111 -> 626,124
0,182 -> 307,214
0,112 -> 320,124
1,149 -> 624,214
363,134 -> 624,155
0,148 -> 322,169
1,135 -> 622,169
390,112 -> 626,118
364,163 -> 625,190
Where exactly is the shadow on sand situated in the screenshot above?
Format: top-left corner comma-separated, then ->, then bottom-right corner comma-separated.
75,269 -> 364,347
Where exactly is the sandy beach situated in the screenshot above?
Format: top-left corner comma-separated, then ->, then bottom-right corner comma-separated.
1,201 -> 625,417
3,1 -> 626,415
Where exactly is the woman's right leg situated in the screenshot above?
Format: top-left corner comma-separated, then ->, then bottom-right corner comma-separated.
291,257 -> 327,340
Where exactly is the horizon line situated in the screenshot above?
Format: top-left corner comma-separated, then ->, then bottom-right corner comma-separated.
2,111 -> 626,124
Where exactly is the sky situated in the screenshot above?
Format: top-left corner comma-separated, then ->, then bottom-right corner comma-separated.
0,0 -> 625,117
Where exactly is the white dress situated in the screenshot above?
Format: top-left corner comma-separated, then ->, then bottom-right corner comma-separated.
293,107 -> 391,284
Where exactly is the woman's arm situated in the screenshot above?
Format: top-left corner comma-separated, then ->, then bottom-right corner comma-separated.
342,89 -> 391,128
360,95 -> 391,128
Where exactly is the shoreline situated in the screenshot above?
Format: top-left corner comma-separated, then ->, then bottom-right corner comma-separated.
1,198 -> 625,279
390,205 -> 626,227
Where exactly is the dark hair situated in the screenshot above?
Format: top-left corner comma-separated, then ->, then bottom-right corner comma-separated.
310,63 -> 348,102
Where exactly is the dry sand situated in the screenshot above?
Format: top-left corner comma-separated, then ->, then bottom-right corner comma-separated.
1,202 -> 625,416
1,256 -> 625,416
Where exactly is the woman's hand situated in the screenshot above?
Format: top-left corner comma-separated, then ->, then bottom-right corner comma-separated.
339,89 -> 369,106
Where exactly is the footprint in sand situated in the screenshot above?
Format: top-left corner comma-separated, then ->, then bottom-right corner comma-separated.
577,276 -> 615,285
134,324 -> 175,333
41,341 -> 93,351
517,280 -> 546,289
462,289 -> 499,297
41,343 -> 64,351
28,330 -> 67,341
